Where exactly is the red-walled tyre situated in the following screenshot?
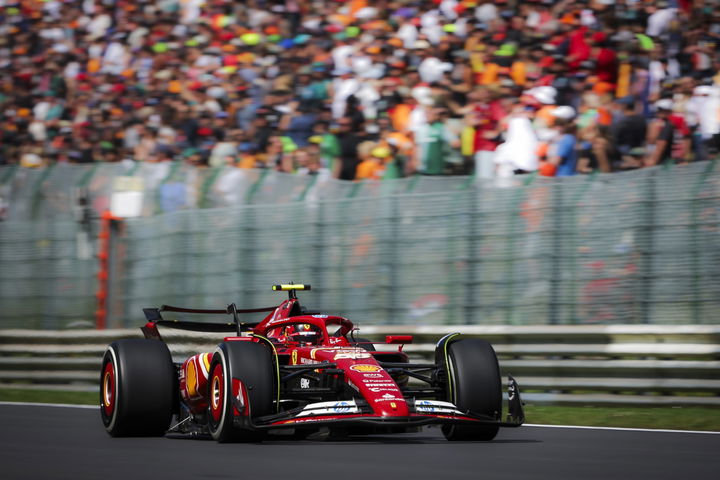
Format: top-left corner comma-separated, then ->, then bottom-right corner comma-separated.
207,341 -> 275,443
100,339 -> 176,436
441,338 -> 502,441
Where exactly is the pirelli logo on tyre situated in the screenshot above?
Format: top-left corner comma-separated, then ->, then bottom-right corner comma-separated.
350,364 -> 382,373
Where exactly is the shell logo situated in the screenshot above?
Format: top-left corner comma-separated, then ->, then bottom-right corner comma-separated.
350,364 -> 382,373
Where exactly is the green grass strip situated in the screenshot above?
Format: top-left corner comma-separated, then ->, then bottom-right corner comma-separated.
0,388 -> 97,405
524,405 -> 720,432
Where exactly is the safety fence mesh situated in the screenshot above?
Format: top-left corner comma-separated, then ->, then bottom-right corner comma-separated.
0,162 -> 718,328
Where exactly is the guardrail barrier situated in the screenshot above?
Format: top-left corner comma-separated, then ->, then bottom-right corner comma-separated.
1,326 -> 718,406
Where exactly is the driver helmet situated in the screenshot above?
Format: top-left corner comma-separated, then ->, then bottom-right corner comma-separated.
285,323 -> 321,345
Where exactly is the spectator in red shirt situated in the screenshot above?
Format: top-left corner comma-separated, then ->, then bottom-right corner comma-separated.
589,31 -> 618,85
467,86 -> 506,179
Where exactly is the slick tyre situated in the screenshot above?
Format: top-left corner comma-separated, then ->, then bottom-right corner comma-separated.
100,339 -> 176,437
207,341 -> 275,443
441,339 -> 502,441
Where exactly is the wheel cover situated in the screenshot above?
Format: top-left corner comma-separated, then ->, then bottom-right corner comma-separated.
102,361 -> 115,417
209,363 -> 224,423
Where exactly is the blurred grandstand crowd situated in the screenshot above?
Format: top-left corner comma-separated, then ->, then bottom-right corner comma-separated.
1,0 -> 719,180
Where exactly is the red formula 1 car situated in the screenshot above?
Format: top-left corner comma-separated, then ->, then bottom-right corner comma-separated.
100,284 -> 524,442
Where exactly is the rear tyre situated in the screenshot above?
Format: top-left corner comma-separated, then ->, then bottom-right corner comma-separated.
441,339 -> 501,441
100,339 -> 176,437
207,341 -> 275,443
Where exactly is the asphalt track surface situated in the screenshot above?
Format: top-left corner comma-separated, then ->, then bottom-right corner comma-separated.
2,404 -> 718,480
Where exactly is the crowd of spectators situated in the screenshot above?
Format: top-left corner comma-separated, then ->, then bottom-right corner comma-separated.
1,0 -> 720,181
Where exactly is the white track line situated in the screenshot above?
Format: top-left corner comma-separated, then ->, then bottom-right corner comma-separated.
1,402 -> 717,435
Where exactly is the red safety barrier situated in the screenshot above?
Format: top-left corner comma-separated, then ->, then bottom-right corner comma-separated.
95,210 -> 118,330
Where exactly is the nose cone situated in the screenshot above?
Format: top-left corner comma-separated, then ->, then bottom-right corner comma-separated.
370,392 -> 409,417
344,362 -> 409,417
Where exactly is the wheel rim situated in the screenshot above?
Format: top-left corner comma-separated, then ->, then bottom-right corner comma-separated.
102,361 -> 115,417
209,363 -> 224,423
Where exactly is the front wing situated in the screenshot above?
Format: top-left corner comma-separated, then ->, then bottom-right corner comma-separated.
239,376 -> 525,431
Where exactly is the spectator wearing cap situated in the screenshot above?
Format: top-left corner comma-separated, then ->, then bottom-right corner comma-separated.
414,107 -> 452,175
278,101 -> 318,148
245,107 -> 271,153
394,14 -> 418,49
546,106 -> 578,177
308,63 -> 332,105
335,116 -> 366,181
686,85 -> 720,160
376,114 -> 414,177
308,121 -> 341,174
527,86 -> 559,140
573,90 -> 613,172
355,142 -> 386,181
644,99 -> 676,167
646,2 -> 678,39
666,100 -> 693,163
612,96 -> 648,170
133,128 -> 158,163
209,126 -> 243,168
494,96 -> 540,179
330,70 -> 361,120
295,148 -> 327,177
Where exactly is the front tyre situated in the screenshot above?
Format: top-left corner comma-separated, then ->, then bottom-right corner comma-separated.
441,338 -> 502,441
100,339 -> 176,437
207,341 -> 275,443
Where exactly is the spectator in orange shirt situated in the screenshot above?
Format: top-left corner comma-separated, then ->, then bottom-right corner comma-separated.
355,142 -> 388,181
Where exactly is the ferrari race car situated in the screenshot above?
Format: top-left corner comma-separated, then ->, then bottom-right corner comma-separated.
100,284 -> 524,442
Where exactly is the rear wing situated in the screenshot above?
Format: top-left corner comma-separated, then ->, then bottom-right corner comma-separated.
142,303 -> 276,335
142,284 -> 312,336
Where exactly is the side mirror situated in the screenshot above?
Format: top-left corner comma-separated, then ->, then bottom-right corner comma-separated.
385,335 -> 413,344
